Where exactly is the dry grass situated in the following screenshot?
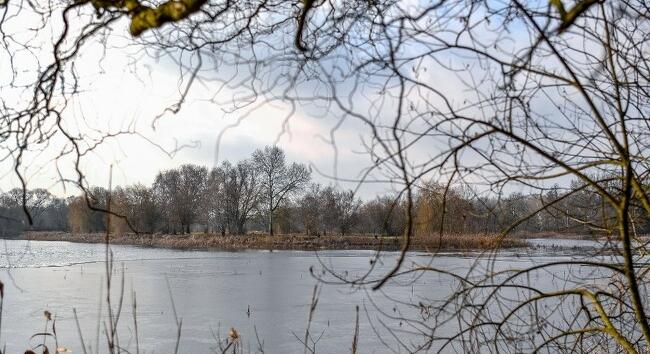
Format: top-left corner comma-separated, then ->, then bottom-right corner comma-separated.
509,231 -> 599,239
509,231 -> 650,240
22,231 -> 526,251
412,233 -> 526,250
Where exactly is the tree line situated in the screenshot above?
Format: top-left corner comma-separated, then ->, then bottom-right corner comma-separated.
2,147 -> 649,238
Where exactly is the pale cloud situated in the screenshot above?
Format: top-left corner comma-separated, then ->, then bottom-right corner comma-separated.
0,5 -> 515,200
2,46 -> 388,198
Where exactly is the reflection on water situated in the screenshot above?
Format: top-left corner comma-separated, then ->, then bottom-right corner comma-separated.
0,239 -> 604,353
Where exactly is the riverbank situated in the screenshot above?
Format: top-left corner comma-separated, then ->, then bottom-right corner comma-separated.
22,231 -> 527,251
510,231 -> 603,240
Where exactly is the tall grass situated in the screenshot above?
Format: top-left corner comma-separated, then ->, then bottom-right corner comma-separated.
23,231 -> 526,251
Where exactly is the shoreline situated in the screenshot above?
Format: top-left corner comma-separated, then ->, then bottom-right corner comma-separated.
21,231 -> 527,252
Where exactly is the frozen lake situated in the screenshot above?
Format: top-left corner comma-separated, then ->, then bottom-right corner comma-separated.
0,238 -> 615,353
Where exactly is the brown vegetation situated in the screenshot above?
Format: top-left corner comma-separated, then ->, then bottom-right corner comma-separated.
22,231 -> 526,252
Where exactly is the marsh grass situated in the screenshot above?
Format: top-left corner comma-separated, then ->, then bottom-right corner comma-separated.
23,231 -> 526,252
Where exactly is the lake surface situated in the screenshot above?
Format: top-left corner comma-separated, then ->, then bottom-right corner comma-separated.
0,238 -> 609,353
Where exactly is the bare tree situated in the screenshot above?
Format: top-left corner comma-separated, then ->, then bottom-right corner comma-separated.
153,169 -> 182,234
67,196 -> 93,234
253,146 -> 310,236
153,164 -> 207,234
205,165 -> 227,235
0,188 -> 57,234
330,189 -> 362,236
298,183 -> 324,236
207,161 -> 260,235
360,195 -> 405,237
111,184 -> 159,234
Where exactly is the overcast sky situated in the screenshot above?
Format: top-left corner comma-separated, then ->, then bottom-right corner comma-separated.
0,3 -> 574,200
0,39 -> 398,199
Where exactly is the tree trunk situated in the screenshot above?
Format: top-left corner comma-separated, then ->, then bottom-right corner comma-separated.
268,175 -> 274,236
269,211 -> 274,236
268,198 -> 274,236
